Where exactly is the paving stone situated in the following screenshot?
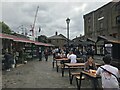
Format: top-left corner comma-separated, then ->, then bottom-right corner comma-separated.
2,55 -> 102,89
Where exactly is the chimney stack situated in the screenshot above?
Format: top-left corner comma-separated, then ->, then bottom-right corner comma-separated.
55,31 -> 58,35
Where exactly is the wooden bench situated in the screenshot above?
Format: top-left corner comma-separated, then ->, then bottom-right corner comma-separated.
56,64 -> 70,72
75,75 -> 85,80
75,74 -> 85,88
57,64 -> 82,72
70,72 -> 85,84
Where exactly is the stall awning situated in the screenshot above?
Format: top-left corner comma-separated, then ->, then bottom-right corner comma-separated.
34,42 -> 47,46
108,40 -> 120,44
87,37 -> 97,43
34,42 -> 54,46
97,35 -> 120,44
0,33 -> 34,43
0,33 -> 13,40
13,38 -> 34,43
0,33 -> 55,46
44,43 -> 55,47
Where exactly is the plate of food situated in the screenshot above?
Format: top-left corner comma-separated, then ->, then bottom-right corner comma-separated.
89,70 -> 96,73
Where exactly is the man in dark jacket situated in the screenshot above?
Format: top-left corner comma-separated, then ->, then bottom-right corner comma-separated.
4,50 -> 13,71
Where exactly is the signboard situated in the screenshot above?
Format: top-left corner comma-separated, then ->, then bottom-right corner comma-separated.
105,43 -> 112,56
105,44 -> 113,47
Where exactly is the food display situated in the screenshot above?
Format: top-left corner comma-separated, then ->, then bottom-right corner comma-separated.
89,70 -> 96,75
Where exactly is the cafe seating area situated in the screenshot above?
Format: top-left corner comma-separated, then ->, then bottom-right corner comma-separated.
52,56 -> 102,90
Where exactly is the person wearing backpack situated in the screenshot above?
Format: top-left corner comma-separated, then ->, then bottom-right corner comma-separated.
96,55 -> 119,90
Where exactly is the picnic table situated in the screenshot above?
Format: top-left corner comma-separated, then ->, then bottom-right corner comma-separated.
77,70 -> 101,90
53,58 -> 69,72
63,63 -> 101,84
63,63 -> 101,76
52,58 -> 82,72
64,63 -> 85,84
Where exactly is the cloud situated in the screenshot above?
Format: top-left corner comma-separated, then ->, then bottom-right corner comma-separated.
2,1 -> 112,39
1,0 -> 112,2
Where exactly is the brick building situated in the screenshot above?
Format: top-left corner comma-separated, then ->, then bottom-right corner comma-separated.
83,1 -> 120,39
48,32 -> 67,47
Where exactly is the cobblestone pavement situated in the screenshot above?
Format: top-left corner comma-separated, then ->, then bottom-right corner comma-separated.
2,55 -> 102,89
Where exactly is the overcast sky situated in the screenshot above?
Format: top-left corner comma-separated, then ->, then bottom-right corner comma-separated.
1,0 -> 112,39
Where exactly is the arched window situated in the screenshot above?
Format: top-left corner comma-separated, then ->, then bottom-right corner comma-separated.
116,15 -> 120,24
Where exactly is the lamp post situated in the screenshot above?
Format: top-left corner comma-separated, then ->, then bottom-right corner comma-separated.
66,18 -> 70,48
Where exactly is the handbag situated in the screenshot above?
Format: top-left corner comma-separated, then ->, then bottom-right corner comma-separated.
100,67 -> 120,83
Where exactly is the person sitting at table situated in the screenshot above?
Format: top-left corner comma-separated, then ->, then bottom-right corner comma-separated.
84,56 -> 97,71
67,51 -> 72,58
61,52 -> 66,58
84,56 -> 99,89
55,52 -> 62,59
68,51 -> 77,63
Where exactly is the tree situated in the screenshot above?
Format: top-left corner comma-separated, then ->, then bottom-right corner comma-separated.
0,21 -> 11,34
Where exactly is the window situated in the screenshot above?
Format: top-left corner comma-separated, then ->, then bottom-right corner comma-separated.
115,3 -> 120,11
48,40 -> 51,43
98,10 -> 103,18
100,22 -> 103,29
116,15 -> 120,24
57,40 -> 59,43
52,40 -> 55,43
88,26 -> 91,31
98,10 -> 104,21
88,17 -> 91,23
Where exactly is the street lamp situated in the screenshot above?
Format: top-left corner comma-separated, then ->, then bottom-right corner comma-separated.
66,18 -> 70,48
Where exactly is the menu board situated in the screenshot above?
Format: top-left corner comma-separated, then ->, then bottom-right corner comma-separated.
24,43 -> 33,59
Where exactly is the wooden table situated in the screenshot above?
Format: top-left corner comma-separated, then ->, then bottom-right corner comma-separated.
52,58 -> 82,68
63,63 -> 101,84
53,58 -> 69,72
77,71 -> 100,90
52,58 -> 82,72
63,63 -> 101,76
64,63 -> 85,84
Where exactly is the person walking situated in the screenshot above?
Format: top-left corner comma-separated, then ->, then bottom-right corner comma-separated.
39,47 -> 42,61
96,55 -> 119,90
44,49 -> 49,61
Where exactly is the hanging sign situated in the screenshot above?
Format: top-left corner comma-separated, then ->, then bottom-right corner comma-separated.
105,44 -> 113,47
